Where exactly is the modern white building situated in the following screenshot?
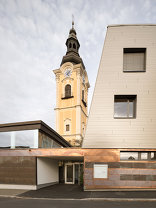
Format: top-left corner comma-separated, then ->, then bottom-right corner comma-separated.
83,24 -> 156,149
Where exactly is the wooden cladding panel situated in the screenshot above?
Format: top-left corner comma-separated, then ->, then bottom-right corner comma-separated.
0,156 -> 36,185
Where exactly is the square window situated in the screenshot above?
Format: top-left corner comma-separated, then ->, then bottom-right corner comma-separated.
151,152 -> 156,160
123,48 -> 146,72
66,124 -> 70,131
114,95 -> 136,118
140,152 -> 148,160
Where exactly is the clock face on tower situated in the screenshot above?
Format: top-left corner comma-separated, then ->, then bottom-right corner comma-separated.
64,68 -> 71,77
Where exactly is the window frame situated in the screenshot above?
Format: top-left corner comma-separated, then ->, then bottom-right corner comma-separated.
123,48 -> 146,73
120,151 -> 156,161
66,124 -> 70,132
114,95 -> 137,119
65,84 -> 71,98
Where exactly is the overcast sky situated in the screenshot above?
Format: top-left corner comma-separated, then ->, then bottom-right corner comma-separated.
0,0 -> 156,129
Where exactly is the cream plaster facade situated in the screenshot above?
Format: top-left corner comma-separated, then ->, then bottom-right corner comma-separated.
83,25 -> 156,148
53,62 -> 89,146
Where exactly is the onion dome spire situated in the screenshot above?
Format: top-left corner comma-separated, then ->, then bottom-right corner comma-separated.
61,16 -> 85,69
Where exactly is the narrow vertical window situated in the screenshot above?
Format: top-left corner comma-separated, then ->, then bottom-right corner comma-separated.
82,90 -> 84,101
66,124 -> 70,131
73,43 -> 76,49
65,84 -> 71,97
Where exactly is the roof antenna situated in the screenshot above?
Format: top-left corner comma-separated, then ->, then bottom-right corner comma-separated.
72,14 -> 74,29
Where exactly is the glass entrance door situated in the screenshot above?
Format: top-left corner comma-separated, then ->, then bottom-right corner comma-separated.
65,164 -> 74,184
64,163 -> 83,184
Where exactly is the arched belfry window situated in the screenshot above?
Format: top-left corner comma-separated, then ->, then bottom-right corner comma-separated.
69,43 -> 72,48
73,43 -> 76,49
65,84 -> 71,97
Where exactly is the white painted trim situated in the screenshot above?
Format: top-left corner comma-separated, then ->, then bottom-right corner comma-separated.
65,163 -> 75,184
33,130 -> 38,148
0,184 -> 37,190
10,131 -> 15,149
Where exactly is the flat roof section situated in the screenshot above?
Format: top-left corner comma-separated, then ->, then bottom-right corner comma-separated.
0,120 -> 71,148
107,24 -> 156,28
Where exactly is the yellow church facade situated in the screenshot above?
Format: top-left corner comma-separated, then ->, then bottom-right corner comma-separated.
53,22 -> 90,146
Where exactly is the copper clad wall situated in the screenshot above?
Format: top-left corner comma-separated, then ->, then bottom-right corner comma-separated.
1,148 -> 156,189
84,149 -> 156,190
0,156 -> 36,185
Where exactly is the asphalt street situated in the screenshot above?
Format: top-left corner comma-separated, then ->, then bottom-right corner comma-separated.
1,197 -> 156,208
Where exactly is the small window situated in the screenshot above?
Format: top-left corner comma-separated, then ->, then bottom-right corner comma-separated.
140,152 -> 148,160
65,84 -> 71,97
66,124 -> 70,131
151,152 -> 156,160
73,43 -> 76,49
69,43 -> 72,48
123,48 -> 146,72
114,95 -> 136,118
120,152 -> 138,160
82,90 -> 84,101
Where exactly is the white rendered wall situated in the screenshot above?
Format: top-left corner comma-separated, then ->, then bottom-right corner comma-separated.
83,25 -> 156,148
37,158 -> 58,185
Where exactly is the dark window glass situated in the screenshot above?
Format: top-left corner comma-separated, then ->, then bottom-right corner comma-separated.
82,90 -> 84,101
66,124 -> 70,131
65,84 -> 71,97
73,43 -> 76,49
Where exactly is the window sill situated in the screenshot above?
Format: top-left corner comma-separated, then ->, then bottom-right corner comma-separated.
61,96 -> 74,100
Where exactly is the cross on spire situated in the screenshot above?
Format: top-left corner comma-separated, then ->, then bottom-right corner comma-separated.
72,14 -> 74,29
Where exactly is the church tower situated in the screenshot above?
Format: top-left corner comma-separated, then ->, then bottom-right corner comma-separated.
53,21 -> 90,147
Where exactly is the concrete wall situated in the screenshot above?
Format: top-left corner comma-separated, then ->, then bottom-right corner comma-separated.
83,25 -> 156,148
37,157 -> 58,187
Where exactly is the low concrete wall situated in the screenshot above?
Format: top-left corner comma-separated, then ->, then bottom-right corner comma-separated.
37,157 -> 58,187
